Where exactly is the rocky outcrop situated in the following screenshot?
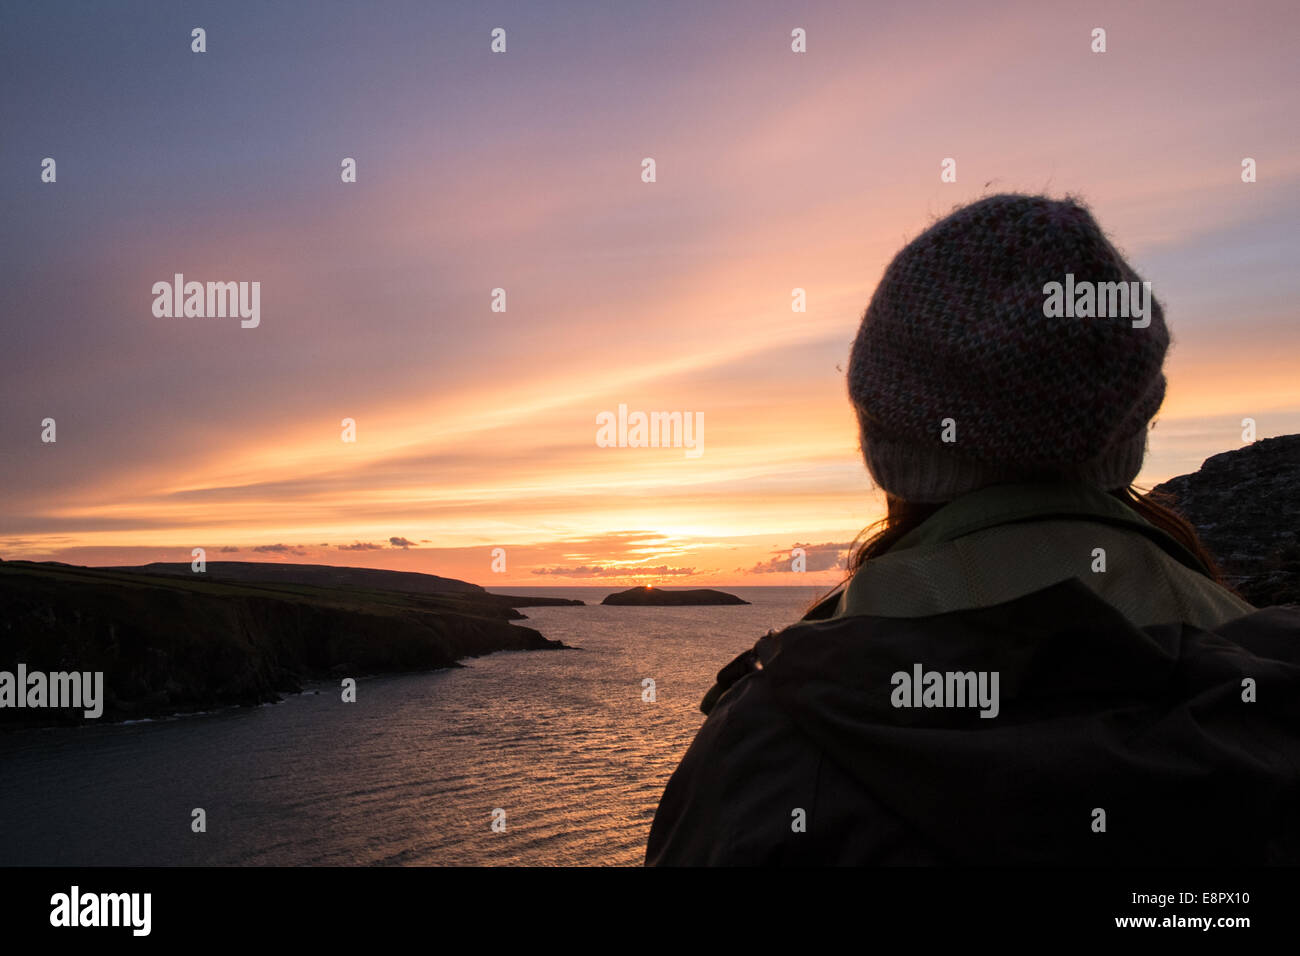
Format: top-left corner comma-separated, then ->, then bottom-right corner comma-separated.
1152,434 -> 1300,607
602,587 -> 750,606
0,561 -> 572,726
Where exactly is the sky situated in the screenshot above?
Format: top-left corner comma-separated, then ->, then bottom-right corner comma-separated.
2,0 -> 1297,587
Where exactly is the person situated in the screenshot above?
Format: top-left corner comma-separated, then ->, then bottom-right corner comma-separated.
644,194 -> 1300,865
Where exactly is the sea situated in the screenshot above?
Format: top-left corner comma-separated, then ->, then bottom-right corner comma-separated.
0,586 -> 826,866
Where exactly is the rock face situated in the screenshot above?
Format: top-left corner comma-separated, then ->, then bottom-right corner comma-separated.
1152,434 -> 1300,607
602,587 -> 750,606
0,561 -> 572,727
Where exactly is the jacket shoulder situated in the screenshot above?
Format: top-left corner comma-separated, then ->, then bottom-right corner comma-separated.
646,618 -> 938,866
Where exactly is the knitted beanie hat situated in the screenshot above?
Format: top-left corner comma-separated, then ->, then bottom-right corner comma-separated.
848,193 -> 1169,503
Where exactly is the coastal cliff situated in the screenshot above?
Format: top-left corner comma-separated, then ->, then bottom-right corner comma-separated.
1152,433 -> 1300,607
0,561 -> 574,726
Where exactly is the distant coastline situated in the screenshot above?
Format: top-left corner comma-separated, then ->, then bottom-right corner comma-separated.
0,560 -> 579,728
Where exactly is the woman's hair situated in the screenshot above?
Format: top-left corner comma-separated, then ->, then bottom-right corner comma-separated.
815,484 -> 1231,610
1112,486 -> 1228,585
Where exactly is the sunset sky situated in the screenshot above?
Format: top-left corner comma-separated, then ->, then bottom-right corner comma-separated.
2,0 -> 1297,587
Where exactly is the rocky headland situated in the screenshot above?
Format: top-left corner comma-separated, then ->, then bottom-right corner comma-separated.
1152,433 -> 1300,607
0,561 -> 580,727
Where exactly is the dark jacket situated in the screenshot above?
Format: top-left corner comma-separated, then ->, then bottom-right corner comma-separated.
645,483 -> 1300,865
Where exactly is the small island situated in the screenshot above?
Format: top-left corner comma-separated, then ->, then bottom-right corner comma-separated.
601,587 -> 750,606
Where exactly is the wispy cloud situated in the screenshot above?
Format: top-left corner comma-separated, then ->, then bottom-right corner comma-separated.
252,543 -> 303,555
1,0 -> 1295,584
531,564 -> 697,579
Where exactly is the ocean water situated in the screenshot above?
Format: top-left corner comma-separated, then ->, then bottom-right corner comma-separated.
0,586 -> 826,866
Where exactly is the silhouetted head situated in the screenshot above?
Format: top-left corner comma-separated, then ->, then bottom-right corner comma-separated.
848,193 -> 1168,502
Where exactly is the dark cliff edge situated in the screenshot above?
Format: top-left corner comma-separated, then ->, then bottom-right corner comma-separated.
109,561 -> 585,614
602,587 -> 750,606
0,561 -> 576,728
1151,433 -> 1300,607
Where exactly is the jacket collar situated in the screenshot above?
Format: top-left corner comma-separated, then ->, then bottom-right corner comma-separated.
802,482 -> 1214,622
888,481 -> 1211,574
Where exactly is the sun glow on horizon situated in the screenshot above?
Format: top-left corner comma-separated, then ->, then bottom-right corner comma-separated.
2,2 -> 1297,588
